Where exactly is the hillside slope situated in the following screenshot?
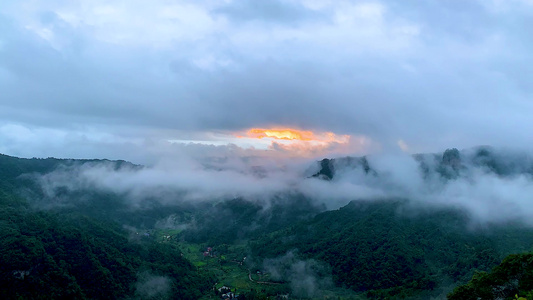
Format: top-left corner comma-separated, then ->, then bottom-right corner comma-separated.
250,200 -> 533,298
0,154 -> 213,299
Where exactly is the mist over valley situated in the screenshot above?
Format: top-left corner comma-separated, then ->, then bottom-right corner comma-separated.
2,0 -> 533,298
2,147 -> 533,299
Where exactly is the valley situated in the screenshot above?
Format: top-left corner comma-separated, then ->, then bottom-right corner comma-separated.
1,148 -> 533,299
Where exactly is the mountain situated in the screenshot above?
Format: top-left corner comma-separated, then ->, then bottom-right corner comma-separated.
311,146 -> 533,182
448,252 -> 533,300
2,149 -> 533,299
249,199 -> 533,298
0,154 -> 213,299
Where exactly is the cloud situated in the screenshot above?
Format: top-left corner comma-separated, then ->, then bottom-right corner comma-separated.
1,0 -> 533,160
321,148 -> 533,226
33,153 -> 305,207
3,1 -> 533,228
28,144 -> 533,227
213,0 -> 327,25
135,271 -> 171,300
262,251 -> 333,298
427,170 -> 533,225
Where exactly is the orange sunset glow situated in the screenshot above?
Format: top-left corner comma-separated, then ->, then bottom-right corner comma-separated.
234,127 -> 357,158
246,128 -> 315,141
241,128 -> 351,144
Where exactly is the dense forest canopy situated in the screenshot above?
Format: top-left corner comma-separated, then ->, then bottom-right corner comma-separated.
1,148 -> 533,299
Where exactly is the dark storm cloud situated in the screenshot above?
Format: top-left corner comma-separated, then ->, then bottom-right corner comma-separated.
1,0 -> 533,159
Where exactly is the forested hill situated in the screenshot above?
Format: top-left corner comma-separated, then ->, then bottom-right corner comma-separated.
0,153 -> 323,299
0,154 -> 137,193
0,154 -> 213,299
3,150 -> 533,299
250,200 -> 533,298
448,252 -> 533,300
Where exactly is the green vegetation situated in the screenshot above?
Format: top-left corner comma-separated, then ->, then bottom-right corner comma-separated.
0,154 -> 213,299
0,208 -> 214,299
250,200 -> 533,298
448,252 -> 533,300
3,151 -> 533,299
180,196 -> 323,246
0,154 -> 307,299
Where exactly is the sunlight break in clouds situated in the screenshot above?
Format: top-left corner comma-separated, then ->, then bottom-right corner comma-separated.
246,128 -> 316,141
3,0 -> 533,158
233,127 -> 364,158
167,127 -> 368,160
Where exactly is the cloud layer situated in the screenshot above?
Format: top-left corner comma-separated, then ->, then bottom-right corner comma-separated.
31,147 -> 533,226
2,0 -> 533,161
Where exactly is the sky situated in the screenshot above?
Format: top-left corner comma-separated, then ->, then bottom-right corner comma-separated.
1,0 -> 533,164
